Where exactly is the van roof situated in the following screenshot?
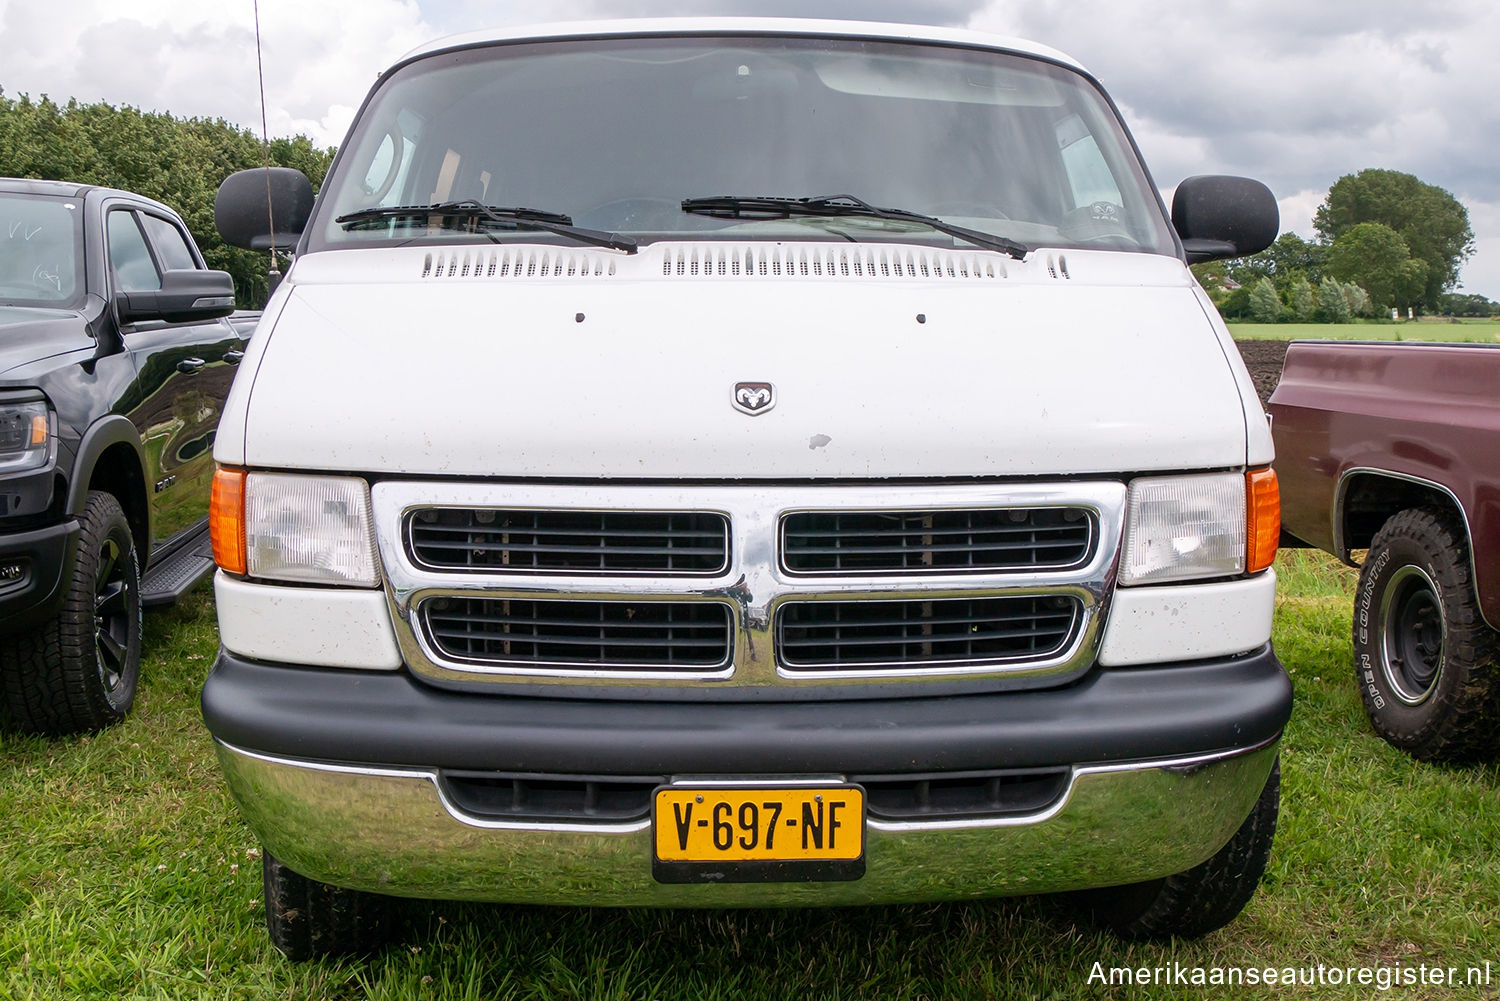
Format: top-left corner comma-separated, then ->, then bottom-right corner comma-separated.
398,18 -> 1084,73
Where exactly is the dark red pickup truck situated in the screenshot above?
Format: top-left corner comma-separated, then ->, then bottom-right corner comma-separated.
1269,340 -> 1500,760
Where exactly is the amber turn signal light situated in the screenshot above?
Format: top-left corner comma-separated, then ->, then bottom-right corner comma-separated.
1246,467 -> 1280,574
210,467 -> 248,575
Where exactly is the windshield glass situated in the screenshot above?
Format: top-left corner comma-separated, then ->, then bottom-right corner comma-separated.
311,34 -> 1176,257
0,192 -> 84,307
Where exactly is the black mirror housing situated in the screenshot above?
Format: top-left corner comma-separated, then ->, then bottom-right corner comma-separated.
117,269 -> 236,324
1172,176 -> 1279,264
215,167 -> 315,251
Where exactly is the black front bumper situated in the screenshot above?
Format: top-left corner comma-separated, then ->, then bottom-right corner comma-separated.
202,644 -> 1292,774
0,518 -> 78,633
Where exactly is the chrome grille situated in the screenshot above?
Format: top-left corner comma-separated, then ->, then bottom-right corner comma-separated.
421,598 -> 733,670
408,509 -> 729,575
375,480 -> 1125,693
776,595 -> 1081,670
781,508 -> 1093,574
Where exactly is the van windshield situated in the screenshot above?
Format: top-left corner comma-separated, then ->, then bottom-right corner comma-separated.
0,193 -> 84,308
310,34 -> 1177,257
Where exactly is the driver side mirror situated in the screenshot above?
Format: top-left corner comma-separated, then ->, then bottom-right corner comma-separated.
215,168 -> 314,251
116,269 -> 236,324
1172,176 -> 1279,264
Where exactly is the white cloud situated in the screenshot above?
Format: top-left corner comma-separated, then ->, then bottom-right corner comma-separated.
6,0 -> 1499,298
1277,189 -> 1327,243
1457,200 -> 1500,297
967,0 -> 1500,296
0,0 -> 434,147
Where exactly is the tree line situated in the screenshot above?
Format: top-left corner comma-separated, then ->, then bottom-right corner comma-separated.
0,90 -> 333,308
4,96 -> 1492,321
1195,168 -> 1495,321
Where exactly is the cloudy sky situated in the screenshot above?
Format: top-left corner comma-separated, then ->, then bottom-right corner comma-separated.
4,0 -> 1497,297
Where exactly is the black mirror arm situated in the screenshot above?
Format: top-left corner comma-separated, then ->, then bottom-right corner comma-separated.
1181,238 -> 1240,265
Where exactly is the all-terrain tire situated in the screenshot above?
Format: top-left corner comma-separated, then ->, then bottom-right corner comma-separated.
0,490 -> 142,734
1353,507 -> 1500,761
263,851 -> 393,961
1074,759 -> 1279,940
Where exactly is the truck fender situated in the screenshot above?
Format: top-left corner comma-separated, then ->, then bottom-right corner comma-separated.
1334,466 -> 1493,630
67,415 -> 151,557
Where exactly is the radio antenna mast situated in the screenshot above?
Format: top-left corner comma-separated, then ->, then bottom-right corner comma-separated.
252,0 -> 282,295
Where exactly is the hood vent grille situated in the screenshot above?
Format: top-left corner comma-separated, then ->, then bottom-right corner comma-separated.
662,246 -> 1005,280
421,249 -> 618,280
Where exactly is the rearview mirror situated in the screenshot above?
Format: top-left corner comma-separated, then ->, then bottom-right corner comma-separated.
117,269 -> 236,324
1172,176 -> 1279,264
215,167 -> 314,251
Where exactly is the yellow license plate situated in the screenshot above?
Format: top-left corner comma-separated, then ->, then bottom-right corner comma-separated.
653,786 -> 864,863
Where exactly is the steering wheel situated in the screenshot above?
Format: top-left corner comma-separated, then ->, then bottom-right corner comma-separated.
361,125 -> 405,202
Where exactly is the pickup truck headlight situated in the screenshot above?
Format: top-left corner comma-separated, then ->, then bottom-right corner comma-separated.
0,401 -> 52,473
211,469 -> 379,586
1121,473 -> 1246,585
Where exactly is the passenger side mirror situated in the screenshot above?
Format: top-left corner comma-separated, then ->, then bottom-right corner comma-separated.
1172,176 -> 1279,264
116,269 -> 236,324
215,168 -> 315,251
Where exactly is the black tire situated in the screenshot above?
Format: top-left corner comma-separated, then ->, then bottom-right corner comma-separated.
263,851 -> 393,961
1073,759 -> 1279,940
1353,508 -> 1500,761
0,490 -> 143,734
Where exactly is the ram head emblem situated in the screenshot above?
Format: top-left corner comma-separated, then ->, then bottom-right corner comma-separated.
732,382 -> 775,416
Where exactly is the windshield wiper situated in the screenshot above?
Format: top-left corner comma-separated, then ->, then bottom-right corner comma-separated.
335,200 -> 637,254
680,194 -> 1028,260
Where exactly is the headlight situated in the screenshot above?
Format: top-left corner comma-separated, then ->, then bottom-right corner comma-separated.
211,469 -> 379,586
1121,473 -> 1245,585
0,400 -> 52,473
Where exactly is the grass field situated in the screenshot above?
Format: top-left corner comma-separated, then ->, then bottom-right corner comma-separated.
3,553 -> 1499,1000
1229,319 -> 1500,342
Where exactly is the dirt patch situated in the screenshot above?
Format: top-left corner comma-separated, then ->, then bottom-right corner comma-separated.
1234,339 -> 1290,408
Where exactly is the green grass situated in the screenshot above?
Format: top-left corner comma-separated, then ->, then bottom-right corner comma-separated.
3,556 -> 1499,999
1229,319 -> 1500,342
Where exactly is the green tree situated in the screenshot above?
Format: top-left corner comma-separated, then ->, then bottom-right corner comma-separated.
1318,278 -> 1350,323
1437,292 -> 1499,317
1290,276 -> 1314,320
0,89 -> 334,307
1314,168 -> 1472,311
1249,277 -> 1281,323
1224,232 -> 1325,290
1324,222 -> 1428,311
1342,283 -> 1371,318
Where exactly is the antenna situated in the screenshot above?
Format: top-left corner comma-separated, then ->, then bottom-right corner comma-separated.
252,0 -> 282,296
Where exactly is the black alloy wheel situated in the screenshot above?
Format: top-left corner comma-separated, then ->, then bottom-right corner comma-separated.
94,530 -> 137,696
0,490 -> 143,734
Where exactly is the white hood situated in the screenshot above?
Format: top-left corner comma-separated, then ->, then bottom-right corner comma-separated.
221,243 -> 1251,479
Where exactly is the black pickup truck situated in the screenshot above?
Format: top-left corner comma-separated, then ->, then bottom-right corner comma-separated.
0,177 -> 244,734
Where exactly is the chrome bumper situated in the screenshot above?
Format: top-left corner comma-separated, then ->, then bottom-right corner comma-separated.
215,739 -> 1278,906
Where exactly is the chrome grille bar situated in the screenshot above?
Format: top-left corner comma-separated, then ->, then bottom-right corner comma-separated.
373,481 -> 1125,694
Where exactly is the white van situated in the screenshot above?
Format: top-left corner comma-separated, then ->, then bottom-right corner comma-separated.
205,18 -> 1289,959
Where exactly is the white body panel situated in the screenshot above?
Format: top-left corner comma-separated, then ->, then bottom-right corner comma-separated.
215,573 -> 402,670
224,244 -> 1255,479
1098,572 -> 1276,667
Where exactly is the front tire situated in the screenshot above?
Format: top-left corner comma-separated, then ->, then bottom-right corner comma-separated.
1073,759 -> 1279,939
0,490 -> 142,734
1353,508 -> 1500,761
263,852 -> 393,961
